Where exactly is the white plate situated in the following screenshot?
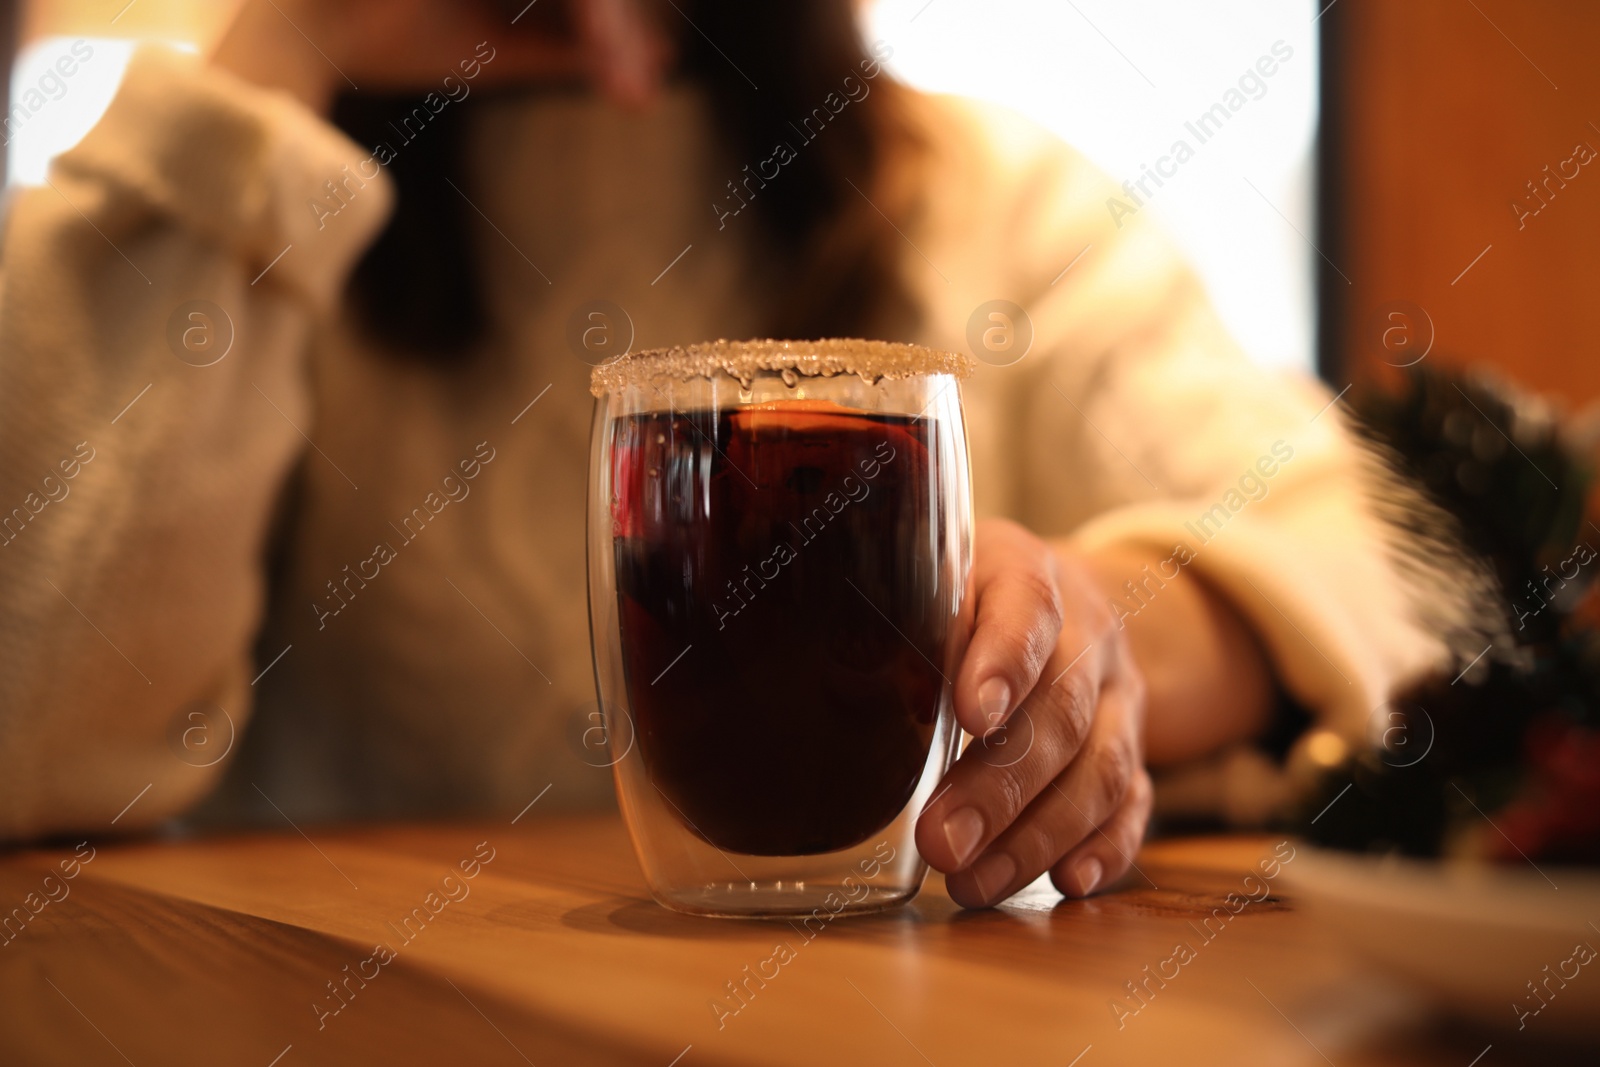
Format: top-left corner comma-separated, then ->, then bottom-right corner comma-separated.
1281,845 -> 1600,1042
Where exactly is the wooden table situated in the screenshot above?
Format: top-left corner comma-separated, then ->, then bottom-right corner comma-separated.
0,816 -> 1579,1066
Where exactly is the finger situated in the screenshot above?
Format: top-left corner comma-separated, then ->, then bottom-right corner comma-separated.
576,0 -> 668,106
473,39 -> 590,84
456,18 -> 591,89
916,640 -> 1101,874
943,676 -> 1141,908
445,2 -> 589,89
1050,766 -> 1153,898
954,520 -> 1067,737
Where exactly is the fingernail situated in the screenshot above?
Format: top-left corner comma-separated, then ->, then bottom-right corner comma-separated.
978,677 -> 1012,727
1072,857 -> 1103,897
942,806 -> 984,868
971,852 -> 1017,904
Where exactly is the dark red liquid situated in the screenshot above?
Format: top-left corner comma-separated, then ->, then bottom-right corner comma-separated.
609,402 -> 949,855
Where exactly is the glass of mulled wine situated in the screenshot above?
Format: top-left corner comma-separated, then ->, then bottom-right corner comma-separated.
586,339 -> 975,918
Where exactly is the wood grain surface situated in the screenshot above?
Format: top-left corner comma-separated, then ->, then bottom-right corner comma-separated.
0,818 -> 1584,1066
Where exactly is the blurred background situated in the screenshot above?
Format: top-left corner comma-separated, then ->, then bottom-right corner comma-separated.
2,0 -> 1596,401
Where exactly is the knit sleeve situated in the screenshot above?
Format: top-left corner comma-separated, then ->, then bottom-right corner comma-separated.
0,45 -> 392,838
917,95 -> 1461,823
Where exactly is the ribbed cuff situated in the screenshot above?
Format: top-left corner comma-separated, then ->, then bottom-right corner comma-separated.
53,44 -> 394,308
1067,490 -> 1382,747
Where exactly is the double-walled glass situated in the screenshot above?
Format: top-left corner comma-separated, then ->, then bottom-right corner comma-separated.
587,339 -> 974,918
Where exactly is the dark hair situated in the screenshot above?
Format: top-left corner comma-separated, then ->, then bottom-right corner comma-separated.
331,0 -> 924,361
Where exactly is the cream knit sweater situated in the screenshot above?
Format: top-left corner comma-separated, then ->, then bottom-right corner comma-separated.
0,47 -> 1449,838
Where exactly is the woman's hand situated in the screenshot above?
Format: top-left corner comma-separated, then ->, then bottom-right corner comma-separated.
915,518 -> 1152,907
211,0 -> 670,113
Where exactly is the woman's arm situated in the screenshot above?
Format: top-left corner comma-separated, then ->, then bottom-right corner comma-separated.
210,0 -> 671,114
910,96 -> 1455,904
1076,543 -> 1275,767
0,45 -> 393,840
0,0 -> 668,841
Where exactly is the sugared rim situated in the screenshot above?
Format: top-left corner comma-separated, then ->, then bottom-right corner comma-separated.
588,338 -> 974,397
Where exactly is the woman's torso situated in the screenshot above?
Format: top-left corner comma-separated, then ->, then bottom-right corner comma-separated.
201,86 -> 1029,825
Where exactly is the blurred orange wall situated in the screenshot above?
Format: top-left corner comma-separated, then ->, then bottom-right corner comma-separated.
1328,0 -> 1600,406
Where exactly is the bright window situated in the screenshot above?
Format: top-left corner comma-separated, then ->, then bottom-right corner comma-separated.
867,0 -> 1322,371
5,35 -> 200,187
